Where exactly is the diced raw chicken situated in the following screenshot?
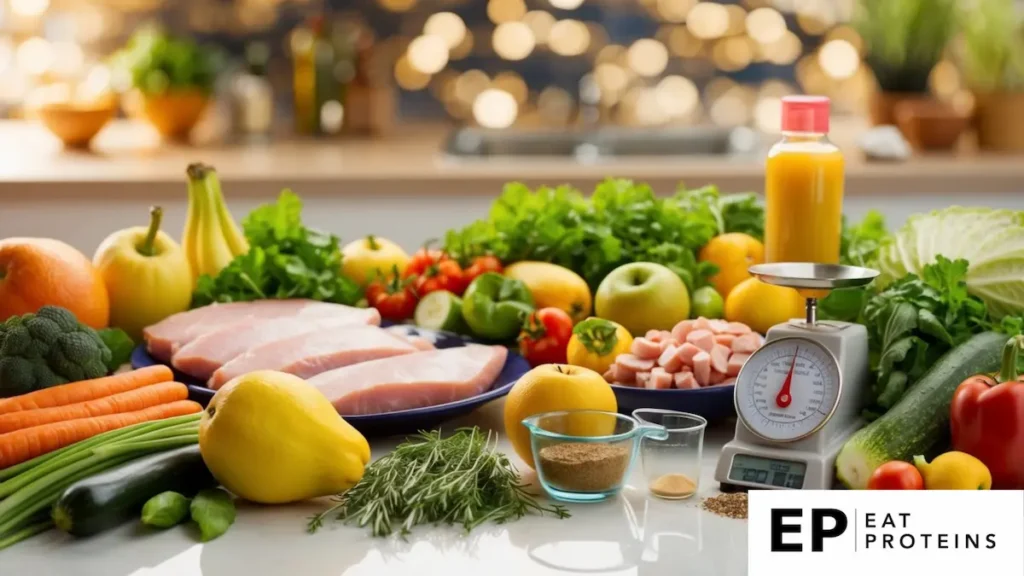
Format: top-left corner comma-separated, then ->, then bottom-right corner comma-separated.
208,325 -> 420,389
686,329 -> 715,352
657,344 -> 683,372
719,377 -> 737,386
606,363 -> 635,384
709,344 -> 731,374
647,367 -> 673,389
635,371 -> 652,388
692,351 -> 711,386
708,319 -> 730,334
645,330 -> 665,343
630,338 -> 663,360
714,333 -> 736,347
144,300 -> 380,362
659,339 -> 673,353
671,320 -> 694,344
727,353 -> 751,376
709,371 -> 726,385
674,371 -> 699,390
603,369 -> 616,383
732,333 -> 762,354
307,345 -> 507,415
616,354 -> 656,373
675,343 -> 703,367
173,312 -> 378,381
692,317 -> 713,331
384,327 -> 437,351
725,322 -> 753,335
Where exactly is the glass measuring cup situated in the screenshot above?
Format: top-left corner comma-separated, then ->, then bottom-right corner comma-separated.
632,409 -> 707,500
521,410 -> 668,503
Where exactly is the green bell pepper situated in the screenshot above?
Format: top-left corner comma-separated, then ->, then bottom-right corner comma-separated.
462,272 -> 535,340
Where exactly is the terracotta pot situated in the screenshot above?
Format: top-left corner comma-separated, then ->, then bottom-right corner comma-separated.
974,91 -> 1024,152
869,91 -> 933,127
894,99 -> 969,152
33,98 -> 118,148
141,90 -> 209,141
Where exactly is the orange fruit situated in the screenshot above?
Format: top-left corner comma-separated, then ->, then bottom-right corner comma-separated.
698,233 -> 765,299
724,277 -> 803,334
0,238 -> 110,329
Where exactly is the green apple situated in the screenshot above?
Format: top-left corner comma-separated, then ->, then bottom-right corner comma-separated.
594,262 -> 690,336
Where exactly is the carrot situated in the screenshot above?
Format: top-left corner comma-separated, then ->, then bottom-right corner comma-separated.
0,382 -> 189,435
0,366 -> 173,415
0,400 -> 202,470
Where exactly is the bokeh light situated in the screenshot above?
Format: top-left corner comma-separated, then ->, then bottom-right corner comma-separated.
494,71 -> 529,104
407,34 -> 449,74
754,96 -> 783,132
16,37 -> 52,76
378,0 -> 417,13
548,19 -> 590,56
687,2 -> 730,39
449,31 -> 474,60
761,30 -> 802,64
746,7 -> 787,44
594,62 -> 629,104
627,39 -> 669,77
549,0 -> 585,10
394,54 -> 431,90
523,10 -> 556,44
657,0 -> 696,23
493,22 -> 535,60
668,26 -> 703,57
424,12 -> 467,49
538,86 -> 574,125
818,38 -> 858,79
724,5 -> 748,36
455,69 -> 490,104
488,0 -> 527,24
713,36 -> 754,71
10,0 -> 49,17
473,88 -> 518,128
50,42 -> 84,77
656,75 -> 699,119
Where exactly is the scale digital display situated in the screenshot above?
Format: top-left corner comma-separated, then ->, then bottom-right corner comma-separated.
727,454 -> 806,488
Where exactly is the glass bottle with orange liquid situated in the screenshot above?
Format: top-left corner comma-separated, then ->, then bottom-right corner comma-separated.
764,96 -> 844,267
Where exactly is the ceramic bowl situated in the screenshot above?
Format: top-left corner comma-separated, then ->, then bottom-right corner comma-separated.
139,90 -> 209,141
894,99 -> 969,152
34,98 -> 117,148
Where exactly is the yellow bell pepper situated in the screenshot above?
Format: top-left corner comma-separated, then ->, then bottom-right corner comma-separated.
913,451 -> 992,490
566,318 -> 633,375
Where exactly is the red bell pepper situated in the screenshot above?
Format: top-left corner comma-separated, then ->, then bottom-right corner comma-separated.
950,334 -> 1024,489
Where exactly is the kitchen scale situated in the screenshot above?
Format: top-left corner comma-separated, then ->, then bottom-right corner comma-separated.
714,263 -> 879,491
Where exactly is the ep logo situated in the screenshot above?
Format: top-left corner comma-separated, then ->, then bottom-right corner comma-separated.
770,508 -> 848,552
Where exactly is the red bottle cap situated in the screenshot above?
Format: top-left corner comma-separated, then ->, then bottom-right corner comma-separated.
781,95 -> 830,133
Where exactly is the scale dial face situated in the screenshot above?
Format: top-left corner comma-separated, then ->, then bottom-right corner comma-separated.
735,337 -> 842,443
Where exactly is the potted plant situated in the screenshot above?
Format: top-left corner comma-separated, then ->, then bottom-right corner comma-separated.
113,28 -> 218,141
957,0 -> 1024,152
853,0 -> 957,125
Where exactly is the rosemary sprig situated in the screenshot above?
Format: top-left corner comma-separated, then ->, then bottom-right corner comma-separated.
307,427 -> 570,537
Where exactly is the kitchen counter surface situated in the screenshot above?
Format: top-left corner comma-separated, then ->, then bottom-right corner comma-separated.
1,119 -> 1022,197
0,399 -> 749,576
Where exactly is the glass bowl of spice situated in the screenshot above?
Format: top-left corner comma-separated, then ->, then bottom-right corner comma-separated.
522,410 -> 668,503
632,409 -> 707,500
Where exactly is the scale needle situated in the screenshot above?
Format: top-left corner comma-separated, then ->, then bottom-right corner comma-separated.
776,349 -> 798,408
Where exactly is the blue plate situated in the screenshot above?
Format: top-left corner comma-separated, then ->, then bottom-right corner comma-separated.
131,324 -> 528,436
610,383 -> 736,422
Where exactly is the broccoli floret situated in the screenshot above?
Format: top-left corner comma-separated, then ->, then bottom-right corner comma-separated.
0,306 -> 114,398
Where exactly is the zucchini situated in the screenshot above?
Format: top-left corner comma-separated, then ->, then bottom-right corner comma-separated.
835,331 -> 1006,489
52,445 -> 216,537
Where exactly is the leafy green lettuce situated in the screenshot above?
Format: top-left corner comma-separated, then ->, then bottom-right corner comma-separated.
192,190 -> 362,307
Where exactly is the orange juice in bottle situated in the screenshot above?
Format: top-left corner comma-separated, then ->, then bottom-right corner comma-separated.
764,96 -> 844,268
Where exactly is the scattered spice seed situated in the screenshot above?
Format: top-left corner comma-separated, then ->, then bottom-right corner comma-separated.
537,442 -> 630,492
701,493 -> 748,519
649,473 -> 697,499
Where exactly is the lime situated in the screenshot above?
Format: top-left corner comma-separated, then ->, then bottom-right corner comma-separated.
691,286 -> 725,319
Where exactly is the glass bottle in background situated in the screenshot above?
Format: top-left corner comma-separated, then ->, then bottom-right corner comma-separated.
763,96 -> 844,267
341,23 -> 395,137
291,15 -> 343,135
232,41 -> 274,141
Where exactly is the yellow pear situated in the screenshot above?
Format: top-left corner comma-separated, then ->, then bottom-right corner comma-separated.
199,370 -> 371,504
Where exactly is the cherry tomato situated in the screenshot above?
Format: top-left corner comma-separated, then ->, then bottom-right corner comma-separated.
518,308 -> 574,367
867,461 -> 924,490
366,270 -> 418,321
414,259 -> 465,296
463,255 -> 504,285
404,246 -> 450,278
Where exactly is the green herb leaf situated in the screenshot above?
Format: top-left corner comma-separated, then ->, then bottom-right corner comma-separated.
96,328 -> 135,372
142,491 -> 191,529
190,488 -> 235,542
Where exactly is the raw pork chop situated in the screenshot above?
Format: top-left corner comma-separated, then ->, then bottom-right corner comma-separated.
307,345 -> 507,415
384,326 -> 437,351
173,312 -> 381,381
208,325 -> 420,389
144,300 -> 379,363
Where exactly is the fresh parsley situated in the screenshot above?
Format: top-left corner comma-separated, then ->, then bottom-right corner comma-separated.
192,190 -> 362,307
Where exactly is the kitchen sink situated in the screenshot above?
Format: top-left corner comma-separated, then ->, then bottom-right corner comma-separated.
442,126 -> 760,159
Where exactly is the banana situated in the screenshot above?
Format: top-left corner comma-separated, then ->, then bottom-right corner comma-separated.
183,163 -> 249,282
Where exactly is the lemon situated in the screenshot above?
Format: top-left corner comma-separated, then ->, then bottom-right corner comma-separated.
914,452 -> 992,490
199,371 -> 371,504
504,364 -> 617,469
698,233 -> 765,300
504,261 -> 592,324
691,286 -> 725,319
724,277 -> 804,334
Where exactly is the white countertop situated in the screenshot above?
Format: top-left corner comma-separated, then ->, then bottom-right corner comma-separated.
0,400 -> 749,576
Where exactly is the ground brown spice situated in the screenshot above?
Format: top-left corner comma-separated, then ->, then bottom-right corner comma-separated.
701,493 -> 748,519
537,442 -> 630,492
649,473 -> 697,499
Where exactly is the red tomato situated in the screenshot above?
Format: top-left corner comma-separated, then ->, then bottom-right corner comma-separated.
405,246 -> 449,278
867,461 -> 924,490
366,274 -> 418,321
463,255 -> 504,285
414,259 -> 465,296
519,308 -> 574,367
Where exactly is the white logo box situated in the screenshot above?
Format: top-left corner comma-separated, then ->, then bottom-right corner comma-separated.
749,490 -> 1024,576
